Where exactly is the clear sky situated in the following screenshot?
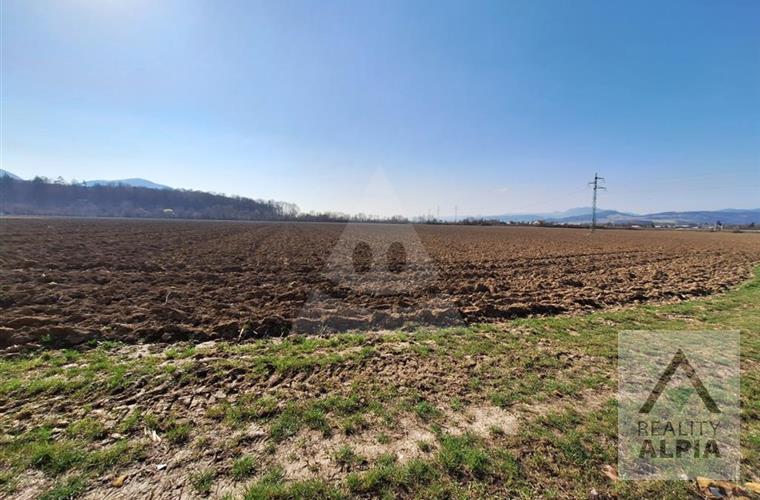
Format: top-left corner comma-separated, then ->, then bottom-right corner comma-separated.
2,0 -> 758,217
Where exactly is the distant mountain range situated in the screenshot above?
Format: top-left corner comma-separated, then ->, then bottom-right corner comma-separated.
0,169 -> 21,180
2,169 -> 758,225
493,207 -> 635,223
83,178 -> 172,190
0,170 -> 172,190
495,207 -> 760,226
0,174 -> 292,220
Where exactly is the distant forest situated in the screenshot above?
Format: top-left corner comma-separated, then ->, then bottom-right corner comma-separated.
0,176 -> 412,222
0,176 -> 301,220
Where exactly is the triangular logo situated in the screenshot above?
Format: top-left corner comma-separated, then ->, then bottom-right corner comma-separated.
639,349 -> 720,414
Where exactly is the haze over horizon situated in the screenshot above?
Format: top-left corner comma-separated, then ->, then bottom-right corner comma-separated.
2,0 -> 759,217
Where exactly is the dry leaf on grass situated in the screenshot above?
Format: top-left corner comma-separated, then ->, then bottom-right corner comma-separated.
601,464 -> 618,482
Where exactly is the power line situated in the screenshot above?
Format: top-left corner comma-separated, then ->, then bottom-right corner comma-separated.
588,173 -> 606,231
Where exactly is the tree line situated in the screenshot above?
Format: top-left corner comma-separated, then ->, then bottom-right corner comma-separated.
0,176 -> 412,223
0,176 -> 298,220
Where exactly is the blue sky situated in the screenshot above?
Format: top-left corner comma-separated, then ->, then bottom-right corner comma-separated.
2,0 -> 758,216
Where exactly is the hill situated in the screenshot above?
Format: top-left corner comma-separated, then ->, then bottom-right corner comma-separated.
556,208 -> 760,226
496,206 -> 760,226
0,169 -> 21,180
493,207 -> 636,223
0,176 -> 296,220
636,209 -> 760,226
83,178 -> 172,190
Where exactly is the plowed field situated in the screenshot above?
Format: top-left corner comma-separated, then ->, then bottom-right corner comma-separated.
2,218 -> 759,348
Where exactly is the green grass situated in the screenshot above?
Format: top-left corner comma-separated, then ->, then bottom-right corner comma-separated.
302,406 -> 332,437
268,405 -> 305,443
265,394 -> 374,443
333,445 -> 365,470
207,395 -> 279,426
345,453 -> 446,496
38,475 -> 87,500
436,433 -> 493,479
190,468 -> 215,495
165,421 -> 191,445
87,440 -> 145,471
67,418 -> 106,441
117,409 -> 142,434
231,456 -> 257,480
28,440 -> 87,474
165,345 -> 196,360
245,478 -> 342,500
2,267 -> 759,498
0,470 -> 17,496
339,414 -> 368,436
142,412 -> 161,431
413,400 -> 441,421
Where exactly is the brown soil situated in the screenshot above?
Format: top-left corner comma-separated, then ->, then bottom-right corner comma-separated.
0,333 -> 613,499
1,218 -> 759,348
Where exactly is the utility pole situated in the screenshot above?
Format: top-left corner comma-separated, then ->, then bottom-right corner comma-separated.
454,206 -> 458,223
588,173 -> 606,231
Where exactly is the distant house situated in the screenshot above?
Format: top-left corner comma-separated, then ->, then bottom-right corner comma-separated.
163,208 -> 175,216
